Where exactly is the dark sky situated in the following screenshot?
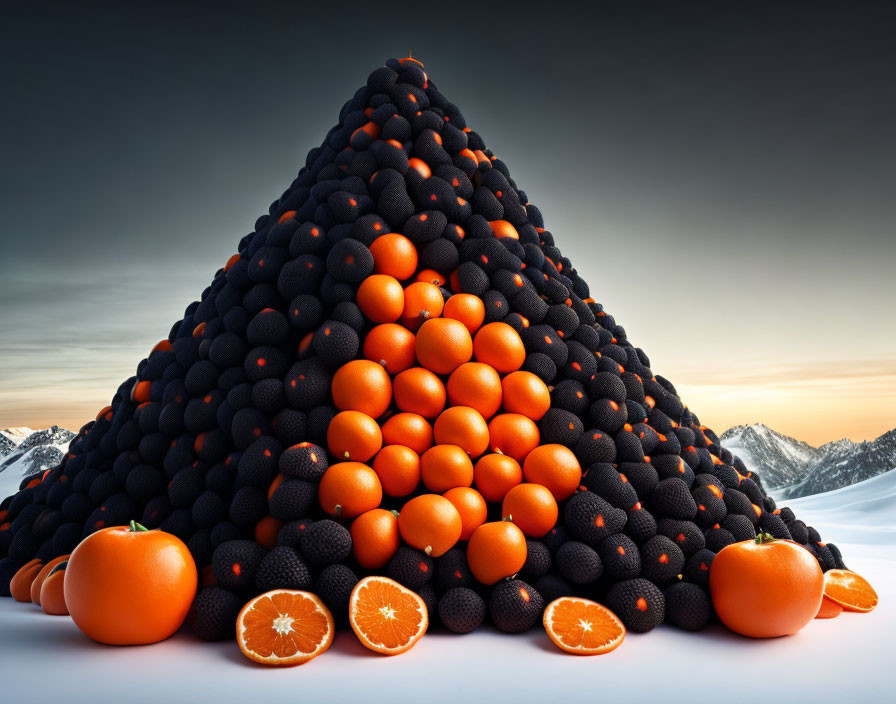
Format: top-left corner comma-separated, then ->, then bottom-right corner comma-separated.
1,0 -> 895,443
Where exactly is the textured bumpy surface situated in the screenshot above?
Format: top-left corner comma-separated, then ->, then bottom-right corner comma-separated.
0,58 -> 847,639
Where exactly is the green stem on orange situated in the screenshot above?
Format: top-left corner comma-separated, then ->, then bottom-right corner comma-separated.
129,520 -> 148,532
754,531 -> 775,545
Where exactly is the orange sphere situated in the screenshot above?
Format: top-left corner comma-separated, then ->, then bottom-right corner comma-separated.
443,293 -> 486,334
318,461 -> 383,519
393,367 -> 446,419
420,444 -> 474,492
401,281 -> 444,330
433,406 -> 490,457
710,536 -> 824,638
380,412 -> 433,454
443,487 -> 488,541
398,494 -> 463,557
356,274 -> 404,323
370,233 -> 418,281
447,362 -> 503,419
489,220 -> 519,239
474,453 -> 524,503
522,444 -> 582,501
487,413 -> 541,461
31,554 -> 70,605
327,410 -> 383,462
351,508 -> 400,569
9,559 -> 43,602
415,268 -> 448,287
502,483 -> 559,538
372,444 -> 421,497
467,521 -> 527,585
501,371 -> 550,420
415,318 -> 473,375
331,360 -> 392,419
65,524 -> 197,645
40,567 -> 68,616
473,322 -> 525,373
254,516 -> 283,549
363,323 -> 417,374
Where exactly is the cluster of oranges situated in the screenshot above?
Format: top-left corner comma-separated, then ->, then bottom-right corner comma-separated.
312,230 -> 582,586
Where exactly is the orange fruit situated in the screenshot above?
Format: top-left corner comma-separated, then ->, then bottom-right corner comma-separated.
543,597 -> 626,655
65,522 -> 197,645
467,521 -> 528,585
363,323 -> 417,374
40,564 -> 69,616
415,268 -> 447,286
398,494 -> 463,557
349,576 -> 428,655
522,444 -> 582,501
415,318 -> 473,375
443,487 -> 488,541
474,453 -> 523,502
255,516 -> 283,549
433,406 -> 490,457
356,274 -> 404,323
420,444 -> 474,492
393,367 -> 446,419
370,233 -> 418,281
331,360 -> 392,419
443,293 -> 486,334
502,483 -> 559,538
9,558 -> 43,602
326,410 -> 383,461
815,596 -> 843,619
380,412 -> 433,454
488,413 -> 541,462
501,371 -> 550,420
823,569 -> 878,612
30,554 -> 70,606
236,589 -> 334,666
401,281 -> 444,330
472,322 -> 525,373
372,444 -> 421,497
351,509 -> 400,569
318,461 -> 383,519
446,362 -> 503,419
710,534 -> 824,638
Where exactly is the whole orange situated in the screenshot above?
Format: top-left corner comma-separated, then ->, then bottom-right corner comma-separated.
709,533 -> 824,638
65,522 -> 197,645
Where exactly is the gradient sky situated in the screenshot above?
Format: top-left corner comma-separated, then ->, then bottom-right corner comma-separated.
1,0 -> 894,445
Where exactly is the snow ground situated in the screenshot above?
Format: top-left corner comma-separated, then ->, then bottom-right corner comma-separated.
0,471 -> 893,704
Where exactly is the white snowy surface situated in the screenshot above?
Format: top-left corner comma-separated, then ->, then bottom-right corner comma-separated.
0,471 -> 893,704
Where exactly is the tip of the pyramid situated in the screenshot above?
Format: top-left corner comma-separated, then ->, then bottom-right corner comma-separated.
398,51 -> 424,69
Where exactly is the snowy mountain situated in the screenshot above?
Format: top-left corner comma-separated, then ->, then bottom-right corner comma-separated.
721,423 -> 896,499
721,423 -> 819,489
0,426 -> 75,500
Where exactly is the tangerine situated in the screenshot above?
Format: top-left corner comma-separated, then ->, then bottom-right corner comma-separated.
318,461 -> 383,519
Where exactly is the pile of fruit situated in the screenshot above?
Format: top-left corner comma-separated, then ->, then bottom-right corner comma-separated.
0,57 -> 878,664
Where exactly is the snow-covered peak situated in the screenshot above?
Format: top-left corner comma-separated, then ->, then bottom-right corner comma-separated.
0,426 -> 76,500
721,423 -> 896,499
0,427 -> 35,445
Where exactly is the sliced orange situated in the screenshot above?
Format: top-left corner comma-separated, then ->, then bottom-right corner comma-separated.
236,590 -> 334,666
815,595 -> 843,619
543,597 -> 626,655
349,576 -> 428,655
823,569 -> 879,613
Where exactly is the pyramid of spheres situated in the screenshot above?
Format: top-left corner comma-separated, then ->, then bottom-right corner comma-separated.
0,57 -> 846,638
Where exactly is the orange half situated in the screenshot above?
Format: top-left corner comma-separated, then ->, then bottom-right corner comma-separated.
236,590 -> 334,666
823,569 -> 879,613
349,576 -> 428,655
543,597 -> 626,655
